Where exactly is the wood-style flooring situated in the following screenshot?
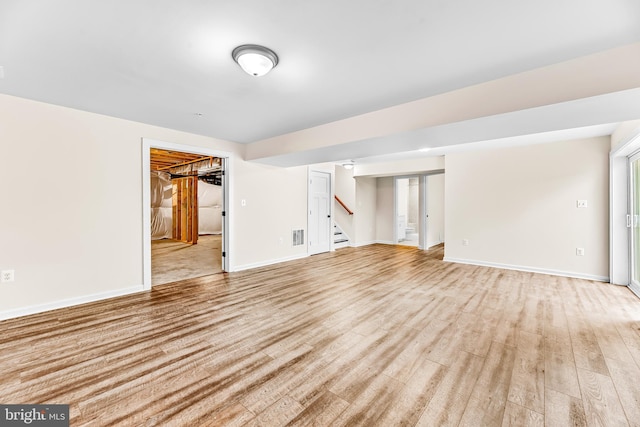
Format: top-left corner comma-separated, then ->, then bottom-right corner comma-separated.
1,244 -> 640,426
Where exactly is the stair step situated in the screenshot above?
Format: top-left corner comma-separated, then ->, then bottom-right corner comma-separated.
333,222 -> 349,246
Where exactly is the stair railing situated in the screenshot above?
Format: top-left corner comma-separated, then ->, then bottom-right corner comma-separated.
335,195 -> 354,215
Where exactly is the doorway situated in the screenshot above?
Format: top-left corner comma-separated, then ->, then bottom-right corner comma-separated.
308,170 -> 332,255
393,173 -> 444,250
395,177 -> 420,247
142,139 -> 232,289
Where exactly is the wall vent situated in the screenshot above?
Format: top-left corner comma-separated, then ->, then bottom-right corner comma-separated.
292,229 -> 305,246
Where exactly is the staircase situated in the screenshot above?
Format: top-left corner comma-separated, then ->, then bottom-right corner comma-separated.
334,223 -> 350,249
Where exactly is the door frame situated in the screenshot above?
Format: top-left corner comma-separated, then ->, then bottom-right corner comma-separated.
610,126 -> 640,294
142,138 -> 233,289
394,175 -> 425,248
629,150 -> 640,297
308,169 -> 333,255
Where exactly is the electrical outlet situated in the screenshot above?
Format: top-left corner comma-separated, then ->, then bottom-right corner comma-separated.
1,269 -> 15,282
576,248 -> 585,256
463,239 -> 469,246
577,200 -> 588,208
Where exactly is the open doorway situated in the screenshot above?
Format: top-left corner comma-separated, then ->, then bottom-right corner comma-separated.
394,173 -> 445,250
150,149 -> 223,285
142,139 -> 231,289
395,177 -> 420,247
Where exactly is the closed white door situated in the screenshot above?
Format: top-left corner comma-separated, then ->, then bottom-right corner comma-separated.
309,170 -> 331,255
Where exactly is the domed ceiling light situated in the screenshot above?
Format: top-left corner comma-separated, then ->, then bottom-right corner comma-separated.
232,44 -> 278,77
342,160 -> 355,170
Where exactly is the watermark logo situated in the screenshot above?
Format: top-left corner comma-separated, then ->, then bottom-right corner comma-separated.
0,405 -> 69,426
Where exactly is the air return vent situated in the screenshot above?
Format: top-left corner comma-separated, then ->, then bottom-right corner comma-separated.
292,229 -> 305,246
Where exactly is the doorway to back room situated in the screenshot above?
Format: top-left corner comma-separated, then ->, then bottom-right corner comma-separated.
393,173 -> 444,250
150,149 -> 224,285
396,177 -> 420,247
142,139 -> 231,289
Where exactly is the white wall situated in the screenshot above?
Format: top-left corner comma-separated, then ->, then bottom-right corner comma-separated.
611,119 -> 640,151
426,174 -> 445,248
375,177 -> 394,244
353,177 -> 377,246
444,136 -> 610,280
396,179 -> 409,220
0,94 -> 310,318
233,162 -> 308,269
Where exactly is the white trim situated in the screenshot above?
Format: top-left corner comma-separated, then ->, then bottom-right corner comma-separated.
232,254 -> 309,272
628,152 -> 640,291
394,174 -> 432,250
443,257 -> 610,282
353,240 -> 394,247
610,127 -> 640,157
420,175 -> 427,250
333,241 -> 351,249
354,241 -> 378,247
610,126 -> 640,285
142,138 -> 234,288
376,240 -> 395,245
396,242 -> 421,248
355,240 -> 442,249
0,286 -> 145,321
629,283 -> 640,299
610,155 -> 629,285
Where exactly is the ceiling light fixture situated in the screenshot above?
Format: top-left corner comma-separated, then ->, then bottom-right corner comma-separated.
342,160 -> 355,170
232,44 -> 278,77
418,147 -> 432,152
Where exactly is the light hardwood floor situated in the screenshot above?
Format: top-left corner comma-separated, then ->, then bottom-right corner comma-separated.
1,244 -> 639,426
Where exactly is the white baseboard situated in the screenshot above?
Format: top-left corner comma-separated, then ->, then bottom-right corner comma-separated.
353,240 -> 375,247
629,283 -> 640,299
375,240 -> 396,245
0,285 -> 145,321
333,241 -> 351,250
352,240 -> 394,247
443,257 -> 609,282
232,253 -> 309,272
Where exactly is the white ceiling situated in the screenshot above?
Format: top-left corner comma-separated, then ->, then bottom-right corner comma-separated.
1,0 -> 640,165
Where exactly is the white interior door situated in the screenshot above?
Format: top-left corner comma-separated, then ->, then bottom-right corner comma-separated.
309,170 -> 331,255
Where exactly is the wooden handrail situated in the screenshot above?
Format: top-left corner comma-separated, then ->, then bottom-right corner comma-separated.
335,195 -> 354,215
